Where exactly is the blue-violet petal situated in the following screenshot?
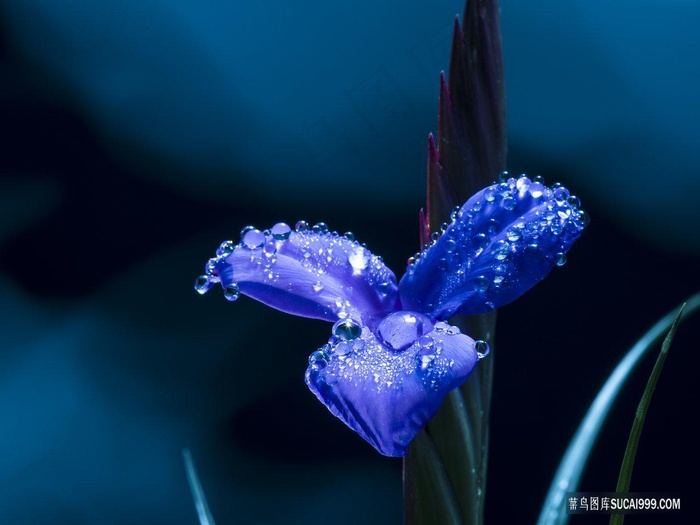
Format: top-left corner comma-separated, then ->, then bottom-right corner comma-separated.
200,224 -> 400,324
398,175 -> 588,320
305,312 -> 478,456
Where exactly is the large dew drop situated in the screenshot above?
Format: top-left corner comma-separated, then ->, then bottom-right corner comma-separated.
242,229 -> 266,249
224,283 -> 240,301
194,275 -> 211,295
271,222 -> 292,240
475,340 -> 490,359
333,318 -> 362,340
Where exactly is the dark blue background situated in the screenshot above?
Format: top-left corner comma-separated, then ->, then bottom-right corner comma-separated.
1,0 -> 698,523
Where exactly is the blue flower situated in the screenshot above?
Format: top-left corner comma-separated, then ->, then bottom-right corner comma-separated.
195,174 -> 588,456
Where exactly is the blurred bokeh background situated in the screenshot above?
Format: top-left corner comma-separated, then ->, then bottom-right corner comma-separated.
1,0 -> 699,523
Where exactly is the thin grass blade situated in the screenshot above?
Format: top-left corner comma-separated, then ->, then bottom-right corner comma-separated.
183,448 -> 216,525
537,292 -> 700,525
608,304 -> 686,525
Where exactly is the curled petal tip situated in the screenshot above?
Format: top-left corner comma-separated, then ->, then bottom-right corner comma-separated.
199,222 -> 400,324
400,175 -> 588,320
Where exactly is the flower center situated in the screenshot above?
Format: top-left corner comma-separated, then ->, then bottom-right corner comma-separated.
376,311 -> 434,352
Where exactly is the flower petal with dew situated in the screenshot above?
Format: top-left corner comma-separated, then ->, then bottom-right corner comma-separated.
195,222 -> 400,325
306,314 -> 480,456
399,174 -> 588,321
196,175 -> 587,456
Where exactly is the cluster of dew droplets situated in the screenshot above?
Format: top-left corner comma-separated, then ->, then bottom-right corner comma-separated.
193,221 -> 293,300
306,313 -> 483,394
405,172 -> 589,296
194,219 -> 393,309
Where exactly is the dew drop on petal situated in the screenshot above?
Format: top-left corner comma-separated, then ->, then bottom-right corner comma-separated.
553,187 -> 570,204
506,227 -> 521,242
263,240 -> 277,256
224,283 -> 240,301
309,349 -> 329,371
217,240 -> 235,256
271,222 -> 292,240
312,222 -> 329,234
313,281 -> 324,293
567,195 -> 581,209
516,176 -> 531,192
555,252 -> 567,266
418,335 -> 434,348
333,318 -> 362,340
475,276 -> 490,292
475,340 -> 490,359
194,275 -> 210,294
498,170 -> 510,182
335,341 -> 352,356
240,225 -> 255,238
493,240 -> 510,261
242,229 -> 266,249
295,220 -> 309,231
529,182 -> 545,198
502,196 -> 516,210
578,210 -> 591,227
344,231 -> 355,241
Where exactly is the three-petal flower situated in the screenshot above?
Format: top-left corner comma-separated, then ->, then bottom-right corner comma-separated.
196,175 -> 588,456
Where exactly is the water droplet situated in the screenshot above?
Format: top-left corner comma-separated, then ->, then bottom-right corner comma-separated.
334,341 -> 352,356
567,195 -> 581,209
416,347 -> 436,371
494,240 -> 510,261
194,275 -> 210,294
333,318 -> 362,340
313,281 -> 324,293
498,170 -> 510,182
344,231 -> 355,241
502,196 -> 516,210
484,188 -> 496,202
516,176 -> 531,192
533,175 -> 545,184
309,350 -> 329,371
348,247 -> 369,271
557,205 -> 572,219
578,210 -> 590,227
240,225 -> 255,238
377,311 -> 433,352
529,182 -> 545,198
506,227 -> 521,242
217,240 -> 235,256
205,258 -> 218,275
352,339 -> 365,352
434,321 -> 449,332
555,252 -> 567,266
224,283 -> 240,301
475,340 -> 490,359
553,187 -> 569,204
440,222 -> 449,232
271,222 -> 292,240
418,335 -> 434,348
475,276 -> 489,292
312,222 -> 329,234
447,325 -> 461,335
471,233 -> 489,256
295,220 -> 309,231
263,240 -> 277,256
242,229 -> 266,249
431,231 -> 440,242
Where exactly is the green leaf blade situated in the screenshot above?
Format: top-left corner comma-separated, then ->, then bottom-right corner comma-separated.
537,292 -> 700,525
609,303 -> 686,525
